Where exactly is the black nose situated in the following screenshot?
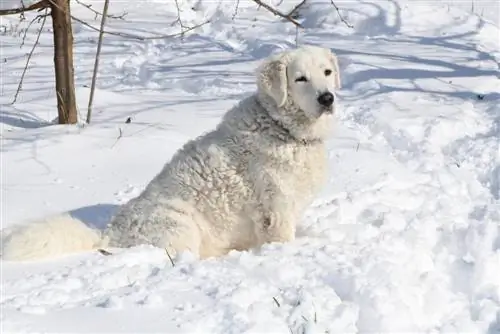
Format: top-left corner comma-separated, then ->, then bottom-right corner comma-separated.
317,92 -> 334,107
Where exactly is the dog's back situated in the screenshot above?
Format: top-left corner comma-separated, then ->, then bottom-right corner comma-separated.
103,97 -> 264,257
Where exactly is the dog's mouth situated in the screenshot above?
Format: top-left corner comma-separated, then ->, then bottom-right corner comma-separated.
319,105 -> 334,115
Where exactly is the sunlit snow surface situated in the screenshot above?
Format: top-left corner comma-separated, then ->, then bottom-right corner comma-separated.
1,0 -> 499,332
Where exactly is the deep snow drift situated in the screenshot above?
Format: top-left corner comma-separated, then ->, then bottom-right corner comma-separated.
1,0 -> 499,333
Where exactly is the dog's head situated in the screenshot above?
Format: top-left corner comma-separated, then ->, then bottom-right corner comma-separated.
256,45 -> 341,141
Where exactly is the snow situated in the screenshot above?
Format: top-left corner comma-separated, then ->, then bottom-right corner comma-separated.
0,0 -> 42,11
1,0 -> 499,332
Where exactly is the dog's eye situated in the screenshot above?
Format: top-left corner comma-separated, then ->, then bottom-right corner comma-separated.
324,69 -> 332,76
295,76 -> 307,82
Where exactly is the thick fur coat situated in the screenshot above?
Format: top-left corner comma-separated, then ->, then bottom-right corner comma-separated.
1,45 -> 341,261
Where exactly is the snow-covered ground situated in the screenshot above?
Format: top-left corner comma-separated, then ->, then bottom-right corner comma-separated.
1,0 -> 499,332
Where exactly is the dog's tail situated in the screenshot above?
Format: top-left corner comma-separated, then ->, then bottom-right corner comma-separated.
1,214 -> 106,261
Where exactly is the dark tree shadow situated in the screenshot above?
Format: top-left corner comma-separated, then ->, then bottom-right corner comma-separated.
303,0 -> 499,102
0,108 -> 54,129
69,204 -> 120,230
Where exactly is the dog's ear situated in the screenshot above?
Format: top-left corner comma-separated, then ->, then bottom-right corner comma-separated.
326,49 -> 341,89
257,54 -> 288,108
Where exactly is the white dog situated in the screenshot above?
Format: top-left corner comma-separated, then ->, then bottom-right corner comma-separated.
1,45 -> 341,261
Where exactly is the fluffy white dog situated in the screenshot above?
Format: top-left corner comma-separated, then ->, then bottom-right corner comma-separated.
1,45 -> 341,261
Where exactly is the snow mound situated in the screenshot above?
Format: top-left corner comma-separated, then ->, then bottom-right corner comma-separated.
1,0 -> 499,332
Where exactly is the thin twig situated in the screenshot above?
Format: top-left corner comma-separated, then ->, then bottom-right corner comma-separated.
165,248 -> 175,267
74,0 -> 127,20
171,0 -> 199,41
111,127 -> 123,148
10,8 -> 48,105
19,2 -> 26,21
20,12 -> 49,48
251,0 -> 303,28
172,0 -> 187,29
98,249 -> 113,256
71,14 -> 209,40
87,0 -> 110,124
273,296 -> 281,307
287,0 -> 306,18
329,0 -> 353,28
232,0 -> 241,20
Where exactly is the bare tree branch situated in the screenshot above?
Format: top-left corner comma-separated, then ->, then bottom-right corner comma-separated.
86,0 -> 110,124
251,0 -> 303,28
74,0 -> 127,20
44,0 -> 209,41
0,0 -> 48,16
329,0 -> 353,28
10,8 -> 48,105
287,0 -> 306,19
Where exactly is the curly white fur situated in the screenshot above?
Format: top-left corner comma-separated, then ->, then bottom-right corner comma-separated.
1,45 -> 341,261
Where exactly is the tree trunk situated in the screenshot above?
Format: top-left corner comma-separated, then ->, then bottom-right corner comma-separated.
50,0 -> 77,124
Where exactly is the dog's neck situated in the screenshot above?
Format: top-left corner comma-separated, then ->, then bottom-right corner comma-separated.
267,112 -> 323,146
254,95 -> 324,146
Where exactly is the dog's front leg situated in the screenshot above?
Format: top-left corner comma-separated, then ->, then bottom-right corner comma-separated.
256,198 -> 297,244
251,164 -> 299,245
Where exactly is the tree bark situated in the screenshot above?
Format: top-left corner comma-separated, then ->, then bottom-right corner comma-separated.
50,0 -> 77,124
